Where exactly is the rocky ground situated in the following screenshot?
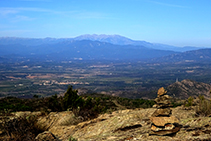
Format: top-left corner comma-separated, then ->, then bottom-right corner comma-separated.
1,105 -> 211,141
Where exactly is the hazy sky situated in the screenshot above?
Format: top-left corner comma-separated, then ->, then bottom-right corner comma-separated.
0,0 -> 211,47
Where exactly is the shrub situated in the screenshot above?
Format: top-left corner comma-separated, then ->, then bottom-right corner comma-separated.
185,96 -> 194,107
69,136 -> 77,141
63,86 -> 83,110
47,94 -> 62,112
196,95 -> 211,116
0,114 -> 45,141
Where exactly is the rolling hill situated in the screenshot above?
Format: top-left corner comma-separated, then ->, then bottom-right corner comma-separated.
151,48 -> 211,63
167,79 -> 211,99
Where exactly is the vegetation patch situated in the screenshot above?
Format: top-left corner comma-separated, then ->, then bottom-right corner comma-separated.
0,114 -> 45,140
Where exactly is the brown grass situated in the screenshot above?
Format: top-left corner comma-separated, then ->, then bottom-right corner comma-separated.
195,95 -> 211,117
0,114 -> 45,141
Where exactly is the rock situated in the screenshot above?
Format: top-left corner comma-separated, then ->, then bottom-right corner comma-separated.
151,124 -> 162,131
155,99 -> 171,105
150,87 -> 181,136
13,111 -> 32,117
35,131 -> 60,141
155,95 -> 171,103
37,111 -> 77,130
2,106 -> 211,140
157,87 -> 167,96
152,103 -> 173,108
164,123 -> 175,130
151,108 -> 172,117
48,108 -> 155,141
150,116 -> 179,126
150,126 -> 181,136
151,123 -> 175,132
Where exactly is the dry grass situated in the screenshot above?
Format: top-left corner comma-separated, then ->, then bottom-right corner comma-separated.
196,95 -> 211,117
0,114 -> 45,141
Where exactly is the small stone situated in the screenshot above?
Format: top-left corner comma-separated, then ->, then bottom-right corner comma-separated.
155,99 -> 171,105
151,108 -> 172,117
155,95 -> 170,103
151,123 -> 175,132
151,124 -> 163,131
157,87 -> 167,96
164,123 -> 175,130
152,104 -> 158,108
150,116 -> 179,126
159,94 -> 171,99
151,126 -> 181,136
152,104 -> 173,108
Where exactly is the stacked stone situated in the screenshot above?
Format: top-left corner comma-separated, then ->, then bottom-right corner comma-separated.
150,87 -> 180,135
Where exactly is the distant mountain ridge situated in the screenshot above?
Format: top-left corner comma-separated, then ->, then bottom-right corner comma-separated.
0,34 -> 210,62
74,34 -> 205,52
0,40 -> 177,61
0,34 -> 207,52
0,37 -> 73,46
74,34 -> 144,46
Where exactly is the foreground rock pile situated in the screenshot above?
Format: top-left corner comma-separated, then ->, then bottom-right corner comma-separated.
150,87 -> 181,135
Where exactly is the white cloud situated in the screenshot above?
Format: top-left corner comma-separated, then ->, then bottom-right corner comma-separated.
0,8 -> 19,16
0,29 -> 34,37
148,1 -> 189,8
0,7 -> 51,16
14,15 -> 35,22
0,7 -> 109,19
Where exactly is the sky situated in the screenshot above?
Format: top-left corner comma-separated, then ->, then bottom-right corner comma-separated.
0,0 -> 211,47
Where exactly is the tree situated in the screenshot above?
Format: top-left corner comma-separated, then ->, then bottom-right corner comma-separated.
63,86 -> 81,110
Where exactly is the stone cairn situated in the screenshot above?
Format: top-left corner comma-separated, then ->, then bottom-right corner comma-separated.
150,87 -> 181,135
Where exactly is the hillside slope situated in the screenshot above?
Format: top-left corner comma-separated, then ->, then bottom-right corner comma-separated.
167,79 -> 211,99
2,107 -> 211,141
152,48 -> 211,63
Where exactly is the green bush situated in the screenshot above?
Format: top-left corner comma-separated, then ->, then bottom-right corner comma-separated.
69,136 -> 77,141
63,86 -> 83,110
185,96 -> 194,107
196,95 -> 211,116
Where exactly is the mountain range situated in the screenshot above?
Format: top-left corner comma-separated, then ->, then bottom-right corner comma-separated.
0,34 -> 211,62
0,34 -> 205,52
74,34 -> 204,52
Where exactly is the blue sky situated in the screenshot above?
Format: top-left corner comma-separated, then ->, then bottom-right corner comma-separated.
0,0 -> 211,47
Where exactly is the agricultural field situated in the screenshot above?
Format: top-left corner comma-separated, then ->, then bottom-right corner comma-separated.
1,60 -> 211,99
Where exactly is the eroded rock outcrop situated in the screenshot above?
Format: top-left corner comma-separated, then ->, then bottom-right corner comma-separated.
2,106 -> 211,140
150,87 -> 181,135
